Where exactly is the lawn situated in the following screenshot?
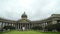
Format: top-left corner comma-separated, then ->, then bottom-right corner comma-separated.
0,30 -> 60,34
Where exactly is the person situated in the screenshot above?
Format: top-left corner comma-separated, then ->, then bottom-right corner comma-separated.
22,27 -> 25,31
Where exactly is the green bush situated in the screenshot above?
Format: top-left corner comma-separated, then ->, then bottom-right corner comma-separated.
31,26 -> 42,30
3,26 -> 15,30
45,23 -> 60,31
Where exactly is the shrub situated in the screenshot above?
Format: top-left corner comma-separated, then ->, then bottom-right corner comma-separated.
3,26 -> 15,30
31,26 -> 42,30
45,23 -> 60,31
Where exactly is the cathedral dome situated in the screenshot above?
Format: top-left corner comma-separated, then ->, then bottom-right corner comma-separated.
21,12 -> 27,18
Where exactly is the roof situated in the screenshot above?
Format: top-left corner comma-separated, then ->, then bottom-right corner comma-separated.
0,14 -> 60,23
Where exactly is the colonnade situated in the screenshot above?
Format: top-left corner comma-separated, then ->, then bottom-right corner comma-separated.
16,23 -> 31,30
0,22 -> 15,29
0,20 -> 58,30
16,23 -> 41,30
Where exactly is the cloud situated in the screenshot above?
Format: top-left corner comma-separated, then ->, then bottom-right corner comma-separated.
0,0 -> 60,21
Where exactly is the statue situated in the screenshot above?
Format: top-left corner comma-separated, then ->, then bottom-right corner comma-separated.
22,27 -> 25,31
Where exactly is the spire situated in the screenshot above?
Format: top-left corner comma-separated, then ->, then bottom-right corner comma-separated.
23,12 -> 26,15
24,12 -> 25,14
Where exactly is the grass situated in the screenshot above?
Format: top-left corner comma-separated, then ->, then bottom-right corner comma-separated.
0,30 -> 60,34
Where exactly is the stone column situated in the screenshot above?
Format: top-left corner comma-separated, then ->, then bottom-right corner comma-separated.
29,23 -> 31,29
18,24 -> 19,29
19,24 -> 20,29
32,24 -> 33,27
14,23 -> 16,29
21,23 -> 22,29
13,24 -> 14,27
5,23 -> 8,26
11,23 -> 13,26
24,23 -> 26,29
29,24 -> 30,29
27,24 -> 29,29
4,23 -> 6,26
19,23 -> 20,29
11,23 -> 12,26
1,22 -> 3,28
30,24 -> 32,28
3,22 -> 4,27
20,23 -> 21,29
26,23 -> 28,29
15,23 -> 17,29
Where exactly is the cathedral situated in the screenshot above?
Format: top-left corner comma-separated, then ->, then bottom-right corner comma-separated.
0,12 -> 60,30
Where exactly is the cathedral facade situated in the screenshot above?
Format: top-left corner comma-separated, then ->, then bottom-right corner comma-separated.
0,12 -> 60,30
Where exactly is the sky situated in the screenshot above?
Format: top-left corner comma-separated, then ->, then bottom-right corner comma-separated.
0,0 -> 60,21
